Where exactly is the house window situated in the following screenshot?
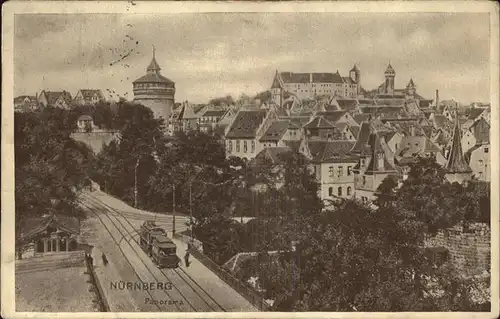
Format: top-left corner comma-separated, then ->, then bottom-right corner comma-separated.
236,140 -> 240,152
329,187 -> 333,197
479,160 -> 484,166
347,166 -> 352,176
338,166 -> 343,177
228,140 -> 233,152
361,158 -> 365,166
251,140 -> 255,152
347,186 -> 352,196
329,166 -> 334,177
362,176 -> 366,185
484,147 -> 489,153
244,141 -> 248,153
337,187 -> 342,197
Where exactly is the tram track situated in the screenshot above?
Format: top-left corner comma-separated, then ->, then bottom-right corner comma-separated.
80,200 -> 187,312
81,193 -> 226,312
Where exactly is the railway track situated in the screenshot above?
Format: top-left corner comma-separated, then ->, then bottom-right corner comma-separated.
81,193 -> 226,312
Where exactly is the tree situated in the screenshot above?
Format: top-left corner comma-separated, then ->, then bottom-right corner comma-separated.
15,108 -> 94,253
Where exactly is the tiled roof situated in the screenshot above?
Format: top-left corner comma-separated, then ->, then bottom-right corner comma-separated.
260,120 -> 289,142
350,125 -> 360,139
304,116 -> 336,129
320,141 -> 358,163
78,89 -> 104,100
43,91 -> 72,105
225,110 -> 267,139
358,99 -> 375,105
288,116 -> 310,128
336,99 -> 358,112
133,72 -> 175,84
468,108 -> 485,120
316,110 -> 348,124
353,114 -> 371,125
283,140 -> 301,151
470,118 -> 490,144
445,119 -> 472,174
432,114 -> 453,130
335,122 -> 348,131
342,76 -> 356,84
20,214 -> 80,241
351,122 -> 372,154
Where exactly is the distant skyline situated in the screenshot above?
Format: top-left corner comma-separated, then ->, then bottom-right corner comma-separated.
15,13 -> 491,104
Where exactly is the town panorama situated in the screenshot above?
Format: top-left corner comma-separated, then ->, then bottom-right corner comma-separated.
10,10 -> 493,315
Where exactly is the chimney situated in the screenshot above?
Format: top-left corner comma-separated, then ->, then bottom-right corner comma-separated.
435,90 -> 439,107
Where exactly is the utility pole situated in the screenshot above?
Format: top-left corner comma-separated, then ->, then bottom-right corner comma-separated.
134,158 -> 140,208
189,181 -> 193,242
172,185 -> 176,236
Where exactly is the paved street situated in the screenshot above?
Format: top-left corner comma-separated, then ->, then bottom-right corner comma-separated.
78,190 -> 257,312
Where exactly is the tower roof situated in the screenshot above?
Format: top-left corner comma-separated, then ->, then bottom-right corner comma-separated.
445,116 -> 472,174
407,78 -> 415,87
147,45 -> 161,73
350,64 -> 360,72
385,63 -> 395,75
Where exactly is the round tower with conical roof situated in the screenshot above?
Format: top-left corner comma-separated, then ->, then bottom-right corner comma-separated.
384,63 -> 395,95
133,46 -> 176,121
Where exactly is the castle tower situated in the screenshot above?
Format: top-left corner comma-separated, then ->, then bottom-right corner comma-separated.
349,64 -> 361,95
445,109 -> 472,184
271,70 -> 283,107
406,78 -> 416,97
133,46 -> 176,122
384,63 -> 395,95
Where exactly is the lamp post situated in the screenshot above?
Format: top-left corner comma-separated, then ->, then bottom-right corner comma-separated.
172,185 -> 176,236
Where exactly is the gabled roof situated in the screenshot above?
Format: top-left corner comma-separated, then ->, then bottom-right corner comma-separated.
260,120 -> 289,142
353,114 -> 371,125
320,141 -> 358,163
19,214 -> 80,242
202,110 -> 227,118
468,108 -> 485,121
252,147 -> 293,166
283,140 -> 302,151
77,89 -> 104,100
350,125 -> 360,139
445,118 -> 472,174
225,109 -> 268,139
304,116 -> 335,129
470,118 -> 490,144
316,110 -> 348,124
364,133 -> 397,174
432,114 -> 453,131
278,71 -> 345,84
42,91 -> 72,105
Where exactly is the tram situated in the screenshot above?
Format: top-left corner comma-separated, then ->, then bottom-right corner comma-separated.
139,221 -> 180,268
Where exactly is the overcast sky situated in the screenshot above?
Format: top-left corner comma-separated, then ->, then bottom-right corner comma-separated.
14,13 -> 490,104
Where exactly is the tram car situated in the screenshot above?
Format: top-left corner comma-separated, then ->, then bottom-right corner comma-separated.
139,221 -> 180,268
151,235 -> 181,269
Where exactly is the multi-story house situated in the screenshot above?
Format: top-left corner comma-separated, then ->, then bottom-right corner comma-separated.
394,135 -> 447,169
225,107 -> 277,160
270,65 -> 361,107
465,143 -> 490,182
351,127 -> 398,203
300,140 -> 358,201
38,90 -> 73,109
73,89 -> 105,105
197,108 -> 234,133
14,95 -> 38,112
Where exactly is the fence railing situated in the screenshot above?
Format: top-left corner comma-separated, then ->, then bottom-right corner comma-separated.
174,233 -> 270,311
84,253 -> 110,312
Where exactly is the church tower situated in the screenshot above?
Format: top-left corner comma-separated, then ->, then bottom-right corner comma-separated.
445,109 -> 472,184
384,63 -> 395,95
271,70 -> 283,107
133,46 -> 176,122
406,78 -> 416,97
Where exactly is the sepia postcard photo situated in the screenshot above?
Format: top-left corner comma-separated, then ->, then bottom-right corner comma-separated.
1,1 -> 499,318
